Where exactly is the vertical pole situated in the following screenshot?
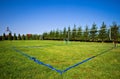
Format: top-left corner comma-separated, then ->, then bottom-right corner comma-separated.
68,31 -> 69,42
114,27 -> 117,47
109,27 -> 111,40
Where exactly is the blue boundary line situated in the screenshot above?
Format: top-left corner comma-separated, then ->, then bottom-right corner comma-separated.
12,46 -> 114,75
12,47 -> 63,74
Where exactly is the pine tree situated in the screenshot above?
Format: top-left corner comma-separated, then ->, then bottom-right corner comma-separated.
43,32 -> 48,40
22,34 -> 25,40
98,22 -> 107,42
49,30 -> 52,40
72,24 -> 77,40
83,25 -> 89,41
119,26 -> 120,42
2,33 -> 6,40
55,29 -> 59,40
37,35 -> 40,40
0,36 -> 2,41
63,27 -> 67,39
8,32 -> 12,40
18,34 -> 22,40
68,26 -> 71,41
13,33 -> 17,40
59,30 -> 63,40
77,26 -> 82,40
111,22 -> 119,47
34,34 -> 39,40
90,23 -> 97,42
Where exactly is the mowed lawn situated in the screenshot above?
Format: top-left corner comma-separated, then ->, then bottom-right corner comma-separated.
0,40 -> 120,79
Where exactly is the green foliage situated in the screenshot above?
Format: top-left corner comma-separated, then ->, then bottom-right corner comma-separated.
111,23 -> 119,41
98,22 -> 108,42
2,33 -> 6,40
72,24 -> 77,40
13,33 -> 17,40
42,22 -> 120,42
18,34 -> 22,40
90,23 -> 97,41
55,29 -> 60,40
0,36 -> 2,41
1,22 -> 120,42
83,25 -> 89,41
77,26 -> 82,40
8,32 -> 12,40
63,27 -> 67,38
22,34 -> 25,40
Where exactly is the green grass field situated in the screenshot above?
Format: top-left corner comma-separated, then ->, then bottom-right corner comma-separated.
0,40 -> 120,79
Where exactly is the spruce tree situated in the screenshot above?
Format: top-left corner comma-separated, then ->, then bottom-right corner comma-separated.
68,26 -> 71,41
119,26 -> 120,42
0,36 -> 2,41
18,34 -> 22,40
59,30 -> 63,40
2,33 -> 6,40
77,26 -> 82,40
98,22 -> 107,42
13,33 -> 17,40
90,23 -> 97,42
72,24 -> 77,40
111,22 -> 119,47
22,34 -> 25,40
63,27 -> 67,39
83,26 -> 89,41
8,32 -> 12,40
55,29 -> 59,40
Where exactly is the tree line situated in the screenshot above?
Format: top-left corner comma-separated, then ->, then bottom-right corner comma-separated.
42,22 -> 120,42
0,22 -> 120,42
0,33 -> 41,40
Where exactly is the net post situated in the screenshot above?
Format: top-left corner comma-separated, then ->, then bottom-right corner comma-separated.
109,27 -> 112,41
68,31 -> 69,42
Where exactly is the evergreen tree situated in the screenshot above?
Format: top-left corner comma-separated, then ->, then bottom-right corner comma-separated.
55,29 -> 59,40
77,26 -> 82,40
68,26 -> 71,41
37,35 -> 40,40
18,34 -> 22,40
83,25 -> 89,41
49,30 -> 52,40
52,30 -> 56,40
35,34 -> 39,40
42,32 -> 48,40
0,36 -> 2,41
72,24 -> 77,40
13,33 -> 17,40
25,34 -> 28,40
98,22 -> 107,42
90,23 -> 97,41
63,27 -> 67,39
32,34 -> 39,40
111,22 -> 119,47
2,33 -> 6,40
119,26 -> 120,42
22,34 -> 25,40
59,30 -> 63,40
8,32 -> 12,40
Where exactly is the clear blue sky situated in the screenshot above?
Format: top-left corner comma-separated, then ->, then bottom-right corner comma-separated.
0,0 -> 120,35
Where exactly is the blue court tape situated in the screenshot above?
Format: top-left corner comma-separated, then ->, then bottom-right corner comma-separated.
12,47 -> 63,74
12,46 -> 114,75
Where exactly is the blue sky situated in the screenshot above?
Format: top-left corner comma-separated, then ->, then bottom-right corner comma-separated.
0,0 -> 120,35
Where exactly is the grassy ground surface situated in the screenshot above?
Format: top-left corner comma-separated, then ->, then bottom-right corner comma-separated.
0,40 -> 120,79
